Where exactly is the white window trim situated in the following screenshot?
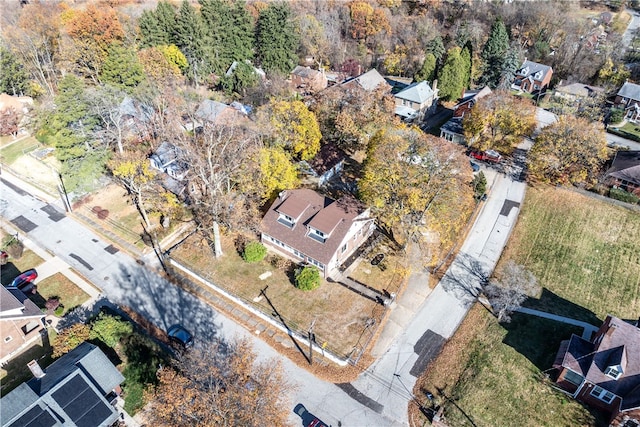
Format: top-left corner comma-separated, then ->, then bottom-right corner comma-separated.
4,336 -> 12,343
591,385 -> 615,404
605,366 -> 622,380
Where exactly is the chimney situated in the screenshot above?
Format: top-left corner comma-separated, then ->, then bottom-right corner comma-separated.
27,360 -> 45,379
278,190 -> 287,200
432,79 -> 437,92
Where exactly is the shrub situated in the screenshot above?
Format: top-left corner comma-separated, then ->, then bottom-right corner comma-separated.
609,187 -> 640,204
295,265 -> 321,291
53,323 -> 91,358
609,107 -> 624,124
90,312 -> 134,347
242,241 -> 267,263
45,297 -> 60,313
472,172 -> 487,200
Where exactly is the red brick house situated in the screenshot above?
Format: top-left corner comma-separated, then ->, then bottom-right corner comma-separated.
261,189 -> 375,278
291,66 -> 328,94
512,60 -> 553,94
553,315 -> 640,426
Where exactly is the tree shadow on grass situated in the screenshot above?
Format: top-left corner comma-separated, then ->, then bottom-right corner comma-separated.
522,288 -> 601,326
0,262 -> 21,285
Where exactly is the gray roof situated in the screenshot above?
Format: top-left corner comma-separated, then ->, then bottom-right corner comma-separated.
1,343 -> 123,427
118,96 -> 153,122
0,286 -> 43,320
515,60 -> 552,82
394,81 -> 435,104
345,69 -> 388,92
195,99 -> 230,123
0,286 -> 24,314
606,150 -> 640,186
440,117 -> 464,136
555,82 -> 604,97
617,81 -> 640,102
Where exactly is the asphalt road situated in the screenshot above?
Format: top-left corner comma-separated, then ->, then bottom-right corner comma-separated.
0,175 -> 399,427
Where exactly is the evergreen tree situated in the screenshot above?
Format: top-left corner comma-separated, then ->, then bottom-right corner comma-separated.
101,43 -> 145,91
220,60 -> 259,95
438,47 -> 467,101
415,53 -> 436,83
426,35 -> 445,63
173,0 -> 210,85
479,18 -> 509,88
255,2 -> 299,75
498,45 -> 521,90
0,46 -> 29,96
461,44 -> 472,89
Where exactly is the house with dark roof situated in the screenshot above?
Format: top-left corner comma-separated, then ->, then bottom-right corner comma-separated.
605,150 -> 640,196
553,315 -> 640,426
303,144 -> 347,186
614,82 -> 640,123
554,82 -> 605,103
0,342 -> 124,427
393,80 -> 439,123
511,60 -> 553,94
0,286 -> 45,365
291,66 -> 328,94
439,87 -> 492,145
342,69 -> 391,93
261,189 -> 375,278
186,99 -> 250,132
118,96 -> 154,144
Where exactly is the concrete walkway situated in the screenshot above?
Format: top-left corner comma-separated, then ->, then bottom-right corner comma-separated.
516,307 -> 598,340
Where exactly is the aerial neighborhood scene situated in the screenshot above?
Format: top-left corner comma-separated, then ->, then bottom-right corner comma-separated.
2,0 -> 640,426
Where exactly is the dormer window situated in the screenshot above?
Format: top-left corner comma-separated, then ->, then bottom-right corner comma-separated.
308,227 -> 327,243
277,214 -> 295,228
605,366 -> 623,380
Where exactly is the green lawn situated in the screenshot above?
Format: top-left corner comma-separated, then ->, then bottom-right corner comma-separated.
619,122 -> 640,139
0,136 -> 41,164
413,305 -> 605,427
33,273 -> 91,315
502,186 -> 640,323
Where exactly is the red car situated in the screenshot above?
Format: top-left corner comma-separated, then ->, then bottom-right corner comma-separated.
470,149 -> 502,163
9,269 -> 38,294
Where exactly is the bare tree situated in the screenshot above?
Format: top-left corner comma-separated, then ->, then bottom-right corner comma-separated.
484,260 -> 540,323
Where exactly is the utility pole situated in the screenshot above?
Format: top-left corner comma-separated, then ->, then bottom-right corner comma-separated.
308,318 -> 317,365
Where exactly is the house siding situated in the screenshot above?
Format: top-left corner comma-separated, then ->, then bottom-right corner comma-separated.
575,381 -> 620,413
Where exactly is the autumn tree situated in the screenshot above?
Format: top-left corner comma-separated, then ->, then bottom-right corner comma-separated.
265,100 -> 321,161
484,260 -> 540,323
297,14 -> 330,66
2,1 -> 63,97
348,0 -> 391,43
109,151 -> 157,228
178,124 -> 262,257
255,2 -> 299,75
479,17 -> 510,88
146,338 -> 292,426
0,108 -> 20,136
463,91 -> 536,153
527,116 -> 608,186
359,125 -> 473,248
258,146 -> 299,201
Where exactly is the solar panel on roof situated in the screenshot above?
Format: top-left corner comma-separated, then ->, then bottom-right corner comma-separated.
7,405 -> 56,427
51,374 -> 113,427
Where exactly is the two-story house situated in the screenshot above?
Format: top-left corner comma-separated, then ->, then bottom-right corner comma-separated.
0,285 -> 46,365
614,82 -> 640,123
394,81 -> 439,123
512,60 -> 553,94
553,315 -> 640,426
261,189 -> 375,278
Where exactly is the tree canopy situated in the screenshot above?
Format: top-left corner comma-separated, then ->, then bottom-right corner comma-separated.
255,2 -> 299,75
479,18 -> 510,88
266,100 -> 321,161
527,116 -> 608,186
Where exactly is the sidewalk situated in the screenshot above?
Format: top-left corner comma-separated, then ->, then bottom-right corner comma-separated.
516,307 -> 598,340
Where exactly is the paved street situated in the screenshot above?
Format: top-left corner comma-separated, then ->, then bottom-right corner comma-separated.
1,159 -> 521,426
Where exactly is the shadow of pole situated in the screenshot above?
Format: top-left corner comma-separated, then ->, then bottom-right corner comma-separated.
436,387 -> 477,427
259,286 -> 311,365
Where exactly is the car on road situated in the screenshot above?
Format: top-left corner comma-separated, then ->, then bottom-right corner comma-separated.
167,325 -> 194,349
469,161 -> 480,172
293,404 -> 329,427
8,268 -> 38,294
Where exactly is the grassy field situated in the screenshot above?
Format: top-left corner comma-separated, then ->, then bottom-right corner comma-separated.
170,232 -> 399,358
33,273 -> 91,315
0,136 -> 41,164
411,305 -> 605,427
501,187 -> 640,323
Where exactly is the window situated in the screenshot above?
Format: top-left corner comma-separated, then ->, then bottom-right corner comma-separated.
563,370 -> 583,386
605,366 -> 622,380
591,386 -> 615,404
277,214 -> 295,228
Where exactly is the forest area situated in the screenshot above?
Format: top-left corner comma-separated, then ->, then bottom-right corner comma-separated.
0,0 -> 632,256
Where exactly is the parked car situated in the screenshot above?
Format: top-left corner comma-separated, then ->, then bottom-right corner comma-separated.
9,269 -> 38,294
167,325 -> 194,349
293,404 -> 329,427
0,250 -> 7,265
470,149 -> 502,163
469,161 -> 480,172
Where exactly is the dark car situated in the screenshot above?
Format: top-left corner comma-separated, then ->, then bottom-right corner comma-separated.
9,269 -> 38,294
167,325 -> 194,349
293,404 -> 329,427
469,161 -> 480,172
